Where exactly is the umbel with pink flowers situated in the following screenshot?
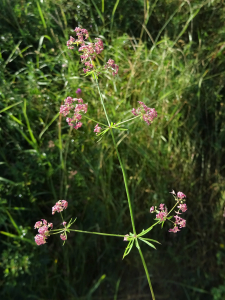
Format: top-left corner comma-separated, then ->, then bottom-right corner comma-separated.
34,27 -> 188,300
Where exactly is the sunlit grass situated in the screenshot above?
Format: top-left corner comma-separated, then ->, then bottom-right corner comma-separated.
0,0 -> 225,299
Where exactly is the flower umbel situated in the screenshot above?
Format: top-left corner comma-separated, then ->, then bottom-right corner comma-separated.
52,200 -> 68,215
60,96 -> 88,130
156,204 -> 168,222
132,101 -> 157,125
34,219 -> 53,246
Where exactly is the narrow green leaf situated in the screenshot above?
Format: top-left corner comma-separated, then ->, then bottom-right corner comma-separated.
0,231 -> 35,245
0,177 -> 16,185
139,238 -> 156,249
111,0 -> 120,29
37,1 -> 47,29
142,238 -> 161,244
4,41 -> 22,67
137,226 -> 153,237
5,210 -> 21,235
116,127 -> 128,131
7,113 -> 24,126
23,99 -> 37,145
0,101 -> 22,114
90,0 -> 104,23
122,239 -> 134,259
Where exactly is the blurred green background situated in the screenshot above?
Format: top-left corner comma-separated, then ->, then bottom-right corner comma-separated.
1,0 -> 225,299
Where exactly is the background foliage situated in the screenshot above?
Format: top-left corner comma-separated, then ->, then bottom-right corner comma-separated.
1,0 -> 225,299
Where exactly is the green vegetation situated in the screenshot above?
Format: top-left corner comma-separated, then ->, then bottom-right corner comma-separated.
1,0 -> 225,299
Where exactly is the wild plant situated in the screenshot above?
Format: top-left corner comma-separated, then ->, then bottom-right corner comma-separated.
34,27 -> 188,300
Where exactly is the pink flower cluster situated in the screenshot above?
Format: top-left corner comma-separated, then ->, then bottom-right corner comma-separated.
67,27 -> 119,76
67,28 -> 89,49
94,124 -> 102,134
67,27 -> 104,73
105,59 -> 119,76
52,200 -> 68,215
132,101 -> 157,125
169,191 -> 187,233
34,219 -> 53,246
79,38 -> 104,73
156,203 -> 168,222
60,96 -> 88,130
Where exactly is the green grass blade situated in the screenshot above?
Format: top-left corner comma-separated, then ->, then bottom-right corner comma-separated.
5,210 -> 21,235
39,112 -> 59,139
90,0 -> 104,23
7,113 -> 24,126
0,101 -> 22,114
111,0 -> 120,29
4,41 -> 22,67
36,1 -> 47,29
0,231 -> 35,245
23,99 -> 37,145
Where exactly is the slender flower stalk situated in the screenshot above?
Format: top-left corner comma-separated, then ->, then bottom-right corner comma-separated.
94,75 -> 136,235
138,243 -> 155,300
69,229 -> 125,238
94,74 -> 156,298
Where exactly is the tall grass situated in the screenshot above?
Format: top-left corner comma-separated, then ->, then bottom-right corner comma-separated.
0,0 -> 225,299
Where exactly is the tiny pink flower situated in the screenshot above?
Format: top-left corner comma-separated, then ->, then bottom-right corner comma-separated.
34,221 -> 42,229
177,191 -> 186,199
38,225 -> 49,236
35,234 -> 47,246
60,234 -> 67,241
150,206 -> 154,213
41,219 -> 48,226
62,221 -> 67,227
124,234 -> 129,241
168,226 -> 180,233
156,211 -> 167,222
177,203 -> 187,213
48,223 -> 53,229
159,203 -> 165,211
94,124 -> 102,134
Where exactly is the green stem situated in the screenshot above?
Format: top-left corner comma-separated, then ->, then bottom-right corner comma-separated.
94,74 -> 110,126
167,200 -> 180,215
82,115 -> 108,127
116,115 -> 139,126
69,229 -> 124,238
109,128 -> 136,234
138,244 -> 155,300
94,74 -> 136,234
95,73 -> 155,299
